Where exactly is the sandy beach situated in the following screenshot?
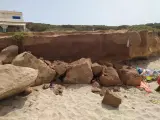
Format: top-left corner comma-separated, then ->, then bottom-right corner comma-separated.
0,57 -> 160,120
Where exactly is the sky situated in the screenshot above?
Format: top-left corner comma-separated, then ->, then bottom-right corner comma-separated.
0,0 -> 160,26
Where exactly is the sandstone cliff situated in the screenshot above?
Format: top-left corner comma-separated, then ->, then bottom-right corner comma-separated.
0,31 -> 159,62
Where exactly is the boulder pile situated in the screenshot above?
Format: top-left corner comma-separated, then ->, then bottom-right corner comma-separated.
0,45 -> 144,108
12,52 -> 56,86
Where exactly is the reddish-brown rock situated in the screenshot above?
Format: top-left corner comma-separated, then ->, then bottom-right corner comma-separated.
64,58 -> 93,84
52,61 -> 69,76
100,67 -> 122,86
22,31 -> 139,61
91,63 -> 103,76
118,66 -> 142,86
102,90 -> 122,108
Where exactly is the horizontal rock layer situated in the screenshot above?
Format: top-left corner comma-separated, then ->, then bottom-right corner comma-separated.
0,31 -> 159,62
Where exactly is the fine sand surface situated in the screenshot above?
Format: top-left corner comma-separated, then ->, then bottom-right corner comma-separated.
0,57 -> 160,120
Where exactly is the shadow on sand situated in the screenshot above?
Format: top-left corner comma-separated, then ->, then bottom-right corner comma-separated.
101,103 -> 119,110
124,56 -> 160,69
0,96 -> 27,116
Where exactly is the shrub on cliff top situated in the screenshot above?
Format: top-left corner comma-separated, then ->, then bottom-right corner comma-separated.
12,32 -> 26,41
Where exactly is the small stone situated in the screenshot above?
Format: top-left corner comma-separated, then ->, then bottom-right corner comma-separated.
113,87 -> 120,92
19,87 -> 33,96
91,87 -> 101,93
42,84 -> 50,89
92,80 -> 100,88
53,84 -> 64,96
23,87 -> 32,95
102,90 -> 122,108
124,95 -> 127,98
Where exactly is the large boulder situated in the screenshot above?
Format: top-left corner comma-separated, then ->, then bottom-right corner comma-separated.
100,66 -> 122,86
118,66 -> 142,86
91,63 -> 103,76
52,61 -> 69,76
0,45 -> 18,64
102,90 -> 122,108
64,58 -> 93,84
12,52 -> 56,86
0,64 -> 38,100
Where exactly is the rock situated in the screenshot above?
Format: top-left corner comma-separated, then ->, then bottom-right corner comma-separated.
0,64 -> 38,100
118,66 -> 142,86
42,84 -> 50,89
113,63 -> 123,70
99,61 -> 113,67
105,62 -> 113,67
100,67 -> 122,86
12,52 -> 56,86
112,87 -> 120,92
44,60 -> 52,66
124,95 -> 127,98
92,80 -> 100,88
64,58 -> 93,84
100,87 -> 106,96
102,90 -> 122,108
52,61 -> 69,76
91,87 -> 101,93
20,87 -> 33,96
0,45 -> 18,64
91,63 -> 103,76
24,87 -> 32,95
53,84 -> 64,95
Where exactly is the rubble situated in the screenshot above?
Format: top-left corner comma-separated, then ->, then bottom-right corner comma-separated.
102,90 -> 122,108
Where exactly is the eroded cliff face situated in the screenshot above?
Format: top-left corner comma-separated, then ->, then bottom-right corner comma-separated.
0,31 -> 159,62
129,31 -> 160,58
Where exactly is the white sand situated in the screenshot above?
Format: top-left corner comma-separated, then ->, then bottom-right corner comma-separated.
0,57 -> 160,120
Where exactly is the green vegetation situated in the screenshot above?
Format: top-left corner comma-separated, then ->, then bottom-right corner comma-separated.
26,22 -> 160,32
12,32 -> 27,53
12,32 -> 26,41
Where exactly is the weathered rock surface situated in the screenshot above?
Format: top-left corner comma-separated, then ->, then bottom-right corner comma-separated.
102,90 -> 122,108
21,31 -> 139,61
91,87 -> 101,93
0,45 -> 18,64
0,64 -> 38,100
98,61 -> 113,67
118,66 -> 142,86
100,67 -> 122,86
91,63 -> 103,76
44,60 -> 52,67
12,52 -> 56,86
52,61 -> 69,76
21,87 -> 33,96
1,31 -> 160,62
64,58 -> 93,84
